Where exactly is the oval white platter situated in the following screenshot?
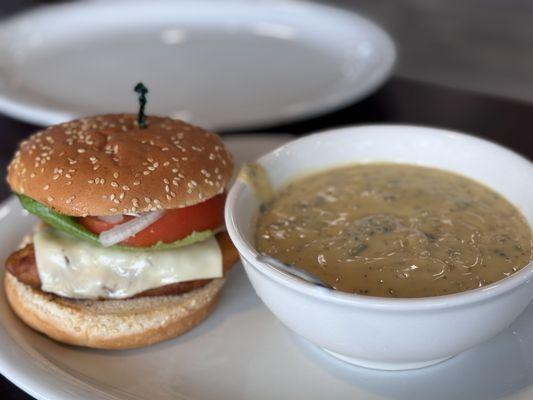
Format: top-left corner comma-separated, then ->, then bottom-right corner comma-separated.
1,135 -> 533,400
0,0 -> 395,130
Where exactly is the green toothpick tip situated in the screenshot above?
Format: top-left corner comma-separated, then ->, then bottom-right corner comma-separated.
134,82 -> 148,128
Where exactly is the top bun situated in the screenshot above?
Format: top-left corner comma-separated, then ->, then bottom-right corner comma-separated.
7,114 -> 233,216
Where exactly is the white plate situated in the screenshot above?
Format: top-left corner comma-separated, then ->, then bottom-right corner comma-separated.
0,0 -> 395,130
2,135 -> 533,400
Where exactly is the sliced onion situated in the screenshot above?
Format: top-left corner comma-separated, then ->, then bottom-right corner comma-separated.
98,215 -> 125,224
99,210 -> 165,247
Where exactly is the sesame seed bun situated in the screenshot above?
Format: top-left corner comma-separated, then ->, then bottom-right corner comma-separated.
4,272 -> 225,349
7,114 -> 233,216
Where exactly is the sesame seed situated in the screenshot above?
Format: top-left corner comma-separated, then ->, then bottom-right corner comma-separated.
144,197 -> 151,203
77,148 -> 86,153
47,196 -> 54,201
110,208 -> 118,212
43,184 -> 50,190
111,181 -> 119,188
122,185 -> 130,191
113,172 -> 119,179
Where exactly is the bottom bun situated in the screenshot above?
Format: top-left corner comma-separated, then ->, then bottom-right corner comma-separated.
4,272 -> 225,349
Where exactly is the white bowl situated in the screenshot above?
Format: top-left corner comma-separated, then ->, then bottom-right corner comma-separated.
225,125 -> 533,370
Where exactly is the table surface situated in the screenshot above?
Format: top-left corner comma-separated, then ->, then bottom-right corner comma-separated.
1,76 -> 533,399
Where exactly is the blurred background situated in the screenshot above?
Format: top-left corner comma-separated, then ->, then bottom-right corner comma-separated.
1,0 -> 532,103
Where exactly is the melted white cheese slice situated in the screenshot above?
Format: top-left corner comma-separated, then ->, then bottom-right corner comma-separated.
34,227 -> 222,299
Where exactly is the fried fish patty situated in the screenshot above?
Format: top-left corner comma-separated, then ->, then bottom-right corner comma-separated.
5,232 -> 239,299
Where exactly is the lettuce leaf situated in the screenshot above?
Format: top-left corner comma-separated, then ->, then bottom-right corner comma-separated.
17,194 -> 213,251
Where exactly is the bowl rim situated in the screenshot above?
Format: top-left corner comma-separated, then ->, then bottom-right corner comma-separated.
225,124 -> 533,311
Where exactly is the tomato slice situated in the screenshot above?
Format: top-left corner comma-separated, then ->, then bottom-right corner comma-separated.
79,193 -> 226,247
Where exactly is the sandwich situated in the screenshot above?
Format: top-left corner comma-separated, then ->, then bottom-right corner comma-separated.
4,113 -> 239,349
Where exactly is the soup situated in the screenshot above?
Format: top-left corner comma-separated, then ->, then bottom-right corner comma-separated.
255,163 -> 532,298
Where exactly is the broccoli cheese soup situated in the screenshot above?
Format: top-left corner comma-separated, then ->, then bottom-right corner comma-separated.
255,163 -> 532,298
